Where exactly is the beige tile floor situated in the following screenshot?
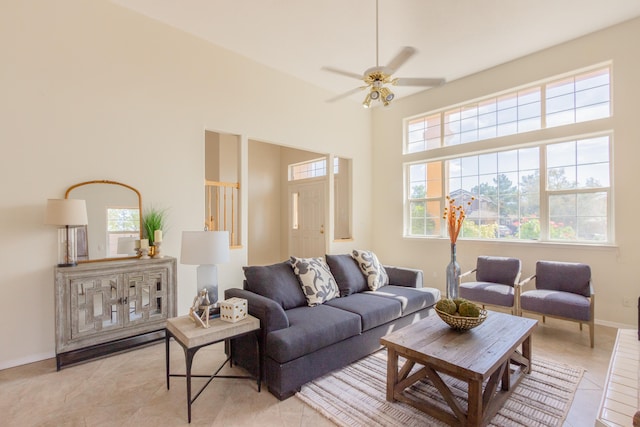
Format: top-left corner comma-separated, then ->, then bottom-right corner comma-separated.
0,316 -> 618,427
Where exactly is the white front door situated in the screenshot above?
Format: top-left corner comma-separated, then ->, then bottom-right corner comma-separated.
289,180 -> 326,258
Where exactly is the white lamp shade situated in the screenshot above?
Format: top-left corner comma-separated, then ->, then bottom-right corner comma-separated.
45,199 -> 88,226
180,231 -> 230,265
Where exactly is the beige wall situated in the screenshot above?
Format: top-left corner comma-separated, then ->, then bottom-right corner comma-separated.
371,17 -> 640,328
2,0 -> 634,371
0,0 -> 371,369
247,141 -> 327,265
247,140 -> 282,265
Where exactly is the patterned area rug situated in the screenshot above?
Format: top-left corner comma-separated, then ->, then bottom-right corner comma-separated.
296,351 -> 584,427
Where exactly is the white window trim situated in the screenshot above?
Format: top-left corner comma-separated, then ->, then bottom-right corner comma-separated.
403,63 -> 613,246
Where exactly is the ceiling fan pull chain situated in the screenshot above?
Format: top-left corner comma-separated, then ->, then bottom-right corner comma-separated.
375,0 -> 379,67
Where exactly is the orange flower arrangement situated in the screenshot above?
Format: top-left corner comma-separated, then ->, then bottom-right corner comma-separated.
442,195 -> 474,244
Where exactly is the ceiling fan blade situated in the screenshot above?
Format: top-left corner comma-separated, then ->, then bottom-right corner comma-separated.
385,47 -> 416,73
321,66 -> 364,80
394,77 -> 446,87
326,86 -> 367,103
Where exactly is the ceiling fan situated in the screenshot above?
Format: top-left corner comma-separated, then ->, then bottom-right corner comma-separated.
322,0 -> 445,107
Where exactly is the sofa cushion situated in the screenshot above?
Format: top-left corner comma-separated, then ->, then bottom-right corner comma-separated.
326,293 -> 402,331
476,256 -> 521,286
242,262 -> 307,310
290,256 -> 340,306
266,305 -> 361,363
535,261 -> 591,297
459,282 -> 515,307
351,250 -> 389,291
366,285 -> 439,315
325,254 -> 368,297
520,289 -> 591,321
384,265 -> 424,288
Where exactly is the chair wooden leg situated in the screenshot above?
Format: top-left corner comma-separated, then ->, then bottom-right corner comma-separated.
542,315 -> 546,323
590,324 -> 595,348
579,323 -> 583,331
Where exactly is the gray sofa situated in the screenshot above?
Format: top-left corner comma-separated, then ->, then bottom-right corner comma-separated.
224,253 -> 440,400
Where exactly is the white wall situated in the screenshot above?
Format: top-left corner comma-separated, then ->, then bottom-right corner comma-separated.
0,0 -> 371,369
371,17 -> 640,328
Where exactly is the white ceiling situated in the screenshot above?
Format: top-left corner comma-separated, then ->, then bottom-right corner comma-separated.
112,0 -> 640,103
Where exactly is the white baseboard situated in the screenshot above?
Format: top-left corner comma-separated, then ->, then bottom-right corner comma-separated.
595,318 -> 636,330
0,351 -> 55,371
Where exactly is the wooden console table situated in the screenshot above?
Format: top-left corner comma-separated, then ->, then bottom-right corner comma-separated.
55,257 -> 176,369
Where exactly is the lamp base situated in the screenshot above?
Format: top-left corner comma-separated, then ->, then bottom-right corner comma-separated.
197,264 -> 219,305
57,262 -> 77,268
57,226 -> 79,267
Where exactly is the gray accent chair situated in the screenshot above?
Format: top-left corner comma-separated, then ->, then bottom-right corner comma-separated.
459,256 -> 522,314
518,260 -> 595,348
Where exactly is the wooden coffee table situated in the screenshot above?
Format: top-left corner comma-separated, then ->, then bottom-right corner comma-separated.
381,311 -> 537,427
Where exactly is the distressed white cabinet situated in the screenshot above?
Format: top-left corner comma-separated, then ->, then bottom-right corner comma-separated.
55,257 -> 177,369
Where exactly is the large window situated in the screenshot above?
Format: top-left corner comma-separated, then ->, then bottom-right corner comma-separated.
405,65 -> 612,244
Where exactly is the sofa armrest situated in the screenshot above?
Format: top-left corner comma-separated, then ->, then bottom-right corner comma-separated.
224,288 -> 289,335
384,265 -> 424,288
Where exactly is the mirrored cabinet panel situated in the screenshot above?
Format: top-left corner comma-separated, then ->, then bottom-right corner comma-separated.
71,275 -> 122,337
55,257 -> 176,370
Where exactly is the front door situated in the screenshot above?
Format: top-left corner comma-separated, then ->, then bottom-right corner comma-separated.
289,179 -> 326,258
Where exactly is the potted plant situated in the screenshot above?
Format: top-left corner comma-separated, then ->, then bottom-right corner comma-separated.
142,206 -> 168,246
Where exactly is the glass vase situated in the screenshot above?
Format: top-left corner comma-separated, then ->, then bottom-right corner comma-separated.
446,243 -> 461,299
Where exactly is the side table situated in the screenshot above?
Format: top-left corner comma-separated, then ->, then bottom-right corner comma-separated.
165,315 -> 261,423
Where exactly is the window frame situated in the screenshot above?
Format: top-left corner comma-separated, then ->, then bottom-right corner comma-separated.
403,64 -> 613,245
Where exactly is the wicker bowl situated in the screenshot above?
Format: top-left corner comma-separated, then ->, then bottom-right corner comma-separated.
435,308 -> 488,330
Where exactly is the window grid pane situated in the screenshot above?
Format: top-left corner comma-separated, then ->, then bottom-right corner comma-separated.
290,159 -> 327,180
405,67 -> 609,154
410,147 -> 542,240
545,137 -> 610,242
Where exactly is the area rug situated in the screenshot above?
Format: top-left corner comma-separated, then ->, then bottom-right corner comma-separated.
296,351 -> 584,427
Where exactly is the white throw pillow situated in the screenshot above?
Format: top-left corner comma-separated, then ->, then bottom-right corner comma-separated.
290,256 -> 340,306
351,250 -> 389,291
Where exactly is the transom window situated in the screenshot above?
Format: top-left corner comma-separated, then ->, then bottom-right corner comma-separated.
289,157 -> 340,181
406,66 -> 610,154
405,65 -> 612,244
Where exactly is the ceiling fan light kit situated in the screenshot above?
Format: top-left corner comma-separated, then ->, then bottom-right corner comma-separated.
323,0 -> 445,108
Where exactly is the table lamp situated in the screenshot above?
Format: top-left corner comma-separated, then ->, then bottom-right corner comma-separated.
180,230 -> 230,306
45,199 -> 89,267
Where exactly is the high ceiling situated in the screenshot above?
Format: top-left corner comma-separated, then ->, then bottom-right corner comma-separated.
112,0 -> 640,104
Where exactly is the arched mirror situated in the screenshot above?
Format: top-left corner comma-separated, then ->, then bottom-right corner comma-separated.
65,180 -> 142,262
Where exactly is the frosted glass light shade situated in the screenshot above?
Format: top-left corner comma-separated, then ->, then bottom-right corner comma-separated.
180,231 -> 230,265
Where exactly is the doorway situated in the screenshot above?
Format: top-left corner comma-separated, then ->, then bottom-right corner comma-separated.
289,179 -> 326,258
